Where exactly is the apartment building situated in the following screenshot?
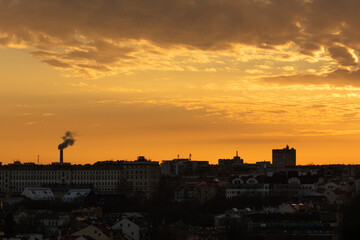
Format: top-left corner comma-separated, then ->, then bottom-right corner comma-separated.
0,156 -> 159,199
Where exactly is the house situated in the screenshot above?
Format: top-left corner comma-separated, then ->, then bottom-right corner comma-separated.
214,208 -> 250,228
325,189 -> 352,205
193,179 -> 223,202
276,203 -> 312,213
36,212 -> 70,237
71,223 -> 113,240
322,182 -> 339,192
112,216 -> 149,240
174,184 -> 195,201
226,176 -> 269,198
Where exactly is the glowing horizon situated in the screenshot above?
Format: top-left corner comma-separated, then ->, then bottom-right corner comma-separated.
1,0 -> 360,165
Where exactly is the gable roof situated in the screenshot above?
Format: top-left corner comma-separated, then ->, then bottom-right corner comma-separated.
72,223 -> 113,238
92,223 -> 113,238
62,189 -> 92,202
21,188 -> 55,201
115,216 -> 148,228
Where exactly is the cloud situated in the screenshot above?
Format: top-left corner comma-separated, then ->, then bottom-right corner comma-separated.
42,59 -> 72,69
30,50 -> 60,58
1,0 -> 360,78
295,129 -> 360,136
262,68 -> 360,87
328,45 -> 357,66
42,113 -> 55,116
282,66 -> 295,71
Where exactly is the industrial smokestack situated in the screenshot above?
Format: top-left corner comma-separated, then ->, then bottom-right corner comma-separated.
60,148 -> 63,164
58,131 -> 75,163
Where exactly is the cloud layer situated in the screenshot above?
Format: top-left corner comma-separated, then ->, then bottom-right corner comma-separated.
0,0 -> 359,79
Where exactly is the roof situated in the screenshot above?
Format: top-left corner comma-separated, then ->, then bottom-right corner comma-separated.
21,188 -> 55,201
61,236 -> 95,240
93,223 -> 113,238
301,190 -> 324,197
116,216 -> 148,228
62,189 -> 92,202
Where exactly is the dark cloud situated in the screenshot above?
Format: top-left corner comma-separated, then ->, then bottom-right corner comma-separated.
262,68 -> 360,86
42,59 -> 72,68
328,46 -> 357,66
0,0 -> 304,47
266,110 -> 288,114
30,50 -> 60,58
342,112 -> 358,118
0,36 -> 10,45
312,104 -> 326,108
63,42 -> 136,64
299,42 -> 322,56
76,63 -> 111,72
0,0 -> 360,74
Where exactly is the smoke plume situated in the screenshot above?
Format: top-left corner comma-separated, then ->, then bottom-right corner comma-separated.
58,131 -> 75,150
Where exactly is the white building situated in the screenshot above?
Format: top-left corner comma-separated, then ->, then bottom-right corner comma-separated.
226,177 -> 269,198
72,223 -> 113,240
112,216 -> 148,240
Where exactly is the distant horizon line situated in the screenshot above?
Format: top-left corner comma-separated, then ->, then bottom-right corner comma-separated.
1,158 -> 359,167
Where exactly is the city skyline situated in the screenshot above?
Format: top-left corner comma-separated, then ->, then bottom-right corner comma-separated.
2,0 -> 360,165
0,142 -> 355,166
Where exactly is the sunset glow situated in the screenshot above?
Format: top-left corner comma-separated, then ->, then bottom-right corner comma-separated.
1,0 -> 360,165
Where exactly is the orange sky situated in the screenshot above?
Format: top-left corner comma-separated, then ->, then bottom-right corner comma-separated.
1,0 -> 360,165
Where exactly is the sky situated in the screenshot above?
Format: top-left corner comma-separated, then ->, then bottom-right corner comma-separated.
1,0 -> 360,165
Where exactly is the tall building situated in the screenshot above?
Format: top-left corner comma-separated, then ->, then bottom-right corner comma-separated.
272,145 -> 296,168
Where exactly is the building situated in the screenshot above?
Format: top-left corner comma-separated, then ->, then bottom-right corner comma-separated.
0,156 -> 159,199
112,216 -> 149,240
214,208 -> 250,228
218,151 -> 244,170
272,145 -> 296,168
247,212 -> 335,239
71,223 -> 113,240
173,178 -> 224,202
226,176 -> 269,198
160,158 -> 209,176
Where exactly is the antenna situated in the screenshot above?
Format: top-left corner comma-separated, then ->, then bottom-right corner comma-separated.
37,155 -> 40,165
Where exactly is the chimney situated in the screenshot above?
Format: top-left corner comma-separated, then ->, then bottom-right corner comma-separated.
60,148 -> 63,164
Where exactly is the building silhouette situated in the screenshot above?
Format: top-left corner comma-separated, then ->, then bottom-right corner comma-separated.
218,151 -> 244,170
0,156 -> 159,199
272,145 -> 296,167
